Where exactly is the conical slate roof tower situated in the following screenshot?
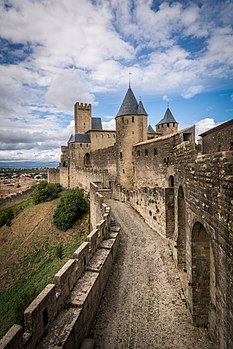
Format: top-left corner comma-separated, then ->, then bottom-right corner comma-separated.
115,86 -> 148,188
116,87 -> 148,117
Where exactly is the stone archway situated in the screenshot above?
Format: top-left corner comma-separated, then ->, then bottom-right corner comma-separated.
191,222 -> 210,327
169,175 -> 174,187
84,153 -> 91,167
177,186 -> 186,270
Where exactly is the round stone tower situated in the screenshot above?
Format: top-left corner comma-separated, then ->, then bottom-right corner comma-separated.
115,86 -> 148,188
156,107 -> 178,136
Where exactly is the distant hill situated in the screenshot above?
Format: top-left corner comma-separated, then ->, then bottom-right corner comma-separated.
0,161 -> 59,168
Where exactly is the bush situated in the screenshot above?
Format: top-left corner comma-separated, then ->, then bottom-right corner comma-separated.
0,208 -> 14,228
32,181 -> 63,204
53,188 -> 88,231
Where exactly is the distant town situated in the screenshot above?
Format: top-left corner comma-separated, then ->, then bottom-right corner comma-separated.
0,168 -> 48,199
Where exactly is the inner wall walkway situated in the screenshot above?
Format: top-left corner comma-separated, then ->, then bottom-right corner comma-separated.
90,200 -> 213,349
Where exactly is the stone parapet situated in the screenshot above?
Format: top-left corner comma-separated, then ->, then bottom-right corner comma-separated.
0,183 -> 120,349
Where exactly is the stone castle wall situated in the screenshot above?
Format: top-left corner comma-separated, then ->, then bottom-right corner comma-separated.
47,168 -> 60,184
133,126 -> 195,188
201,120 -> 233,154
88,130 -> 116,151
0,188 -> 33,209
173,142 -> 233,349
0,183 -> 120,349
90,144 -> 117,180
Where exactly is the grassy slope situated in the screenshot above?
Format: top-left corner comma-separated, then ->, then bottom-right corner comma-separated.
0,198 -> 89,338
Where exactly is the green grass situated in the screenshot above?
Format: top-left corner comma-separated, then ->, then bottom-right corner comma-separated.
0,198 -> 33,228
0,228 -> 88,339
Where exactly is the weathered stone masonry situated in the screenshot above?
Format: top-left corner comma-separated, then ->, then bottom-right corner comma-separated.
49,86 -> 232,349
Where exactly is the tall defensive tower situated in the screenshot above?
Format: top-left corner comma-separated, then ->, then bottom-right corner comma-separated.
74,102 -> 92,134
115,86 -> 148,188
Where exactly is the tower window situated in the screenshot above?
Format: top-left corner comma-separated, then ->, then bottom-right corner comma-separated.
167,123 -> 170,127
122,117 -> 124,123
154,148 -> 157,156
86,144 -> 88,147
132,116 -> 134,123
80,143 -> 82,147
145,149 -> 148,156
173,123 -> 176,127
218,145 -> 222,152
120,151 -> 123,159
123,169 -> 125,173
137,150 -> 140,157
132,131 -> 134,134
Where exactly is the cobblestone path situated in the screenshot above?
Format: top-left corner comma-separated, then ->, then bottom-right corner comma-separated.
90,200 -> 214,349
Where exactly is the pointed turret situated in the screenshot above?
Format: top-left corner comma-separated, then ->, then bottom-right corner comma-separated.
116,87 -> 138,117
137,100 -> 148,116
157,107 -> 177,125
156,107 -> 178,136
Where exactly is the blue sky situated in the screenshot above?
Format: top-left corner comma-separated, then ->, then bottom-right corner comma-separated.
0,0 -> 233,162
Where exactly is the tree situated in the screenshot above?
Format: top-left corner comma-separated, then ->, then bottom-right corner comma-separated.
53,188 -> 88,231
32,181 -> 62,204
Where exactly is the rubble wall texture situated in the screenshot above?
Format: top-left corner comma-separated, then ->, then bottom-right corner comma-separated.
133,126 -> 195,188
47,168 -> 60,184
174,142 -> 233,349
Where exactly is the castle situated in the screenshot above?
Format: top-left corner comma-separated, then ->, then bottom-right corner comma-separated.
47,86 -> 233,349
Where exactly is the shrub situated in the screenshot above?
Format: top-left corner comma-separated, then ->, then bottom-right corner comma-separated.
53,188 -> 88,231
32,181 -> 63,204
0,207 -> 14,228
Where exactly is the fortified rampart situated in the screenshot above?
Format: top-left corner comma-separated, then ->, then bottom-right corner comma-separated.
112,183 -> 174,239
0,183 -> 120,349
46,84 -> 233,349
0,188 -> 33,209
173,143 -> 233,349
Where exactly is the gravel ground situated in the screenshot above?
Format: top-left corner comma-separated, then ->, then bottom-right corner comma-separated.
90,200 -> 214,349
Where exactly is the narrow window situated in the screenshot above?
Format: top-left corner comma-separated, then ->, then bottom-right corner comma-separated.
173,123 -> 176,127
145,149 -> 148,156
132,116 -> 134,123
123,169 -> 125,173
80,143 -> 82,147
122,117 -> 124,123
86,144 -> 88,147
132,131 -> 134,135
120,151 -> 123,159
167,123 -> 170,127
137,150 -> 140,157
154,148 -> 157,155
218,145 -> 221,152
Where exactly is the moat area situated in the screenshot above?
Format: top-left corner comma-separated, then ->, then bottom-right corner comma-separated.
90,200 -> 213,349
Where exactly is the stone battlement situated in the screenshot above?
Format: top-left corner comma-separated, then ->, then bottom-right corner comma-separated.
0,183 -> 120,349
75,102 -> 91,110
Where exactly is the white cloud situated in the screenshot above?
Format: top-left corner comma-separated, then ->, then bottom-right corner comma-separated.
182,85 -> 203,99
162,95 -> 172,102
0,0 -> 232,162
102,119 -> 116,130
195,118 -> 221,138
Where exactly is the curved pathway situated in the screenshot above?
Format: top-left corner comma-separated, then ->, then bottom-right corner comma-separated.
90,200 -> 213,349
